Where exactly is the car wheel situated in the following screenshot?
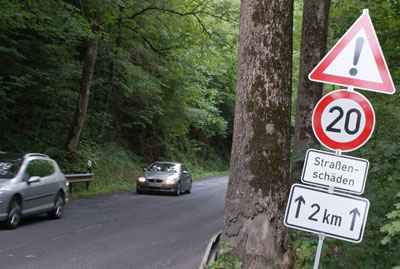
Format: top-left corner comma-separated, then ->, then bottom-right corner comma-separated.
48,192 -> 64,219
6,198 -> 21,229
186,180 -> 192,194
175,182 -> 181,196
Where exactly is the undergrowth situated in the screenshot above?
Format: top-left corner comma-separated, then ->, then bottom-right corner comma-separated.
58,142 -> 229,198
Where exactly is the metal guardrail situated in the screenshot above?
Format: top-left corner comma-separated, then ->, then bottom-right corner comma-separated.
199,231 -> 221,269
65,173 -> 94,193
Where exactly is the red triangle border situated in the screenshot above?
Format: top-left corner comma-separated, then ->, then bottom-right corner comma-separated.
309,11 -> 395,94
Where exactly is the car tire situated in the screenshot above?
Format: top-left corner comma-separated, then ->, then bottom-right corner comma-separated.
175,182 -> 181,196
186,180 -> 192,194
137,188 -> 144,194
48,192 -> 64,219
5,198 -> 21,229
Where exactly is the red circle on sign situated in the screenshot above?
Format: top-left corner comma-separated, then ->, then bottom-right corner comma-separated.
312,90 -> 375,152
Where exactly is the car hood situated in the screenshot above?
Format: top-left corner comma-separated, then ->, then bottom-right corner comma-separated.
143,171 -> 178,180
0,179 -> 12,188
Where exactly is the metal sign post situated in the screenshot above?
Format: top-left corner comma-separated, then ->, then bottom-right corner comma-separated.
313,233 -> 326,269
313,157 -> 335,269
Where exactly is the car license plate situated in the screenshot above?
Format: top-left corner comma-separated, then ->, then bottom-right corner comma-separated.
148,182 -> 163,187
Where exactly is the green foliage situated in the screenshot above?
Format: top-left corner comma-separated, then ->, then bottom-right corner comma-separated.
0,0 -> 238,176
65,142 -> 142,197
292,232 -> 317,269
82,0 -> 239,162
381,193 -> 400,245
0,0 -> 90,152
291,0 -> 303,123
206,242 -> 243,269
62,141 -> 227,198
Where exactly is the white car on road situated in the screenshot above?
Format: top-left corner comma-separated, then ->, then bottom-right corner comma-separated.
0,152 -> 68,229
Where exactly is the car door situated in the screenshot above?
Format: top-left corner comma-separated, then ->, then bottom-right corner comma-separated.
181,164 -> 190,191
36,159 -> 58,207
21,160 -> 46,213
21,159 -> 56,214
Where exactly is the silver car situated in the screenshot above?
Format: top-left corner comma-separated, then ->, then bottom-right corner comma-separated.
136,161 -> 192,196
0,152 -> 68,229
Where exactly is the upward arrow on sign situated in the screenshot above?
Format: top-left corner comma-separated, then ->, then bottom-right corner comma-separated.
350,208 -> 361,231
309,9 -> 395,94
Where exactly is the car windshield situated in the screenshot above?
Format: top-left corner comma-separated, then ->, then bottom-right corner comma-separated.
0,155 -> 23,179
147,163 -> 179,173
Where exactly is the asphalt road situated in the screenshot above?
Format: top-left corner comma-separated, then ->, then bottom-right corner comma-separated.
0,175 -> 228,269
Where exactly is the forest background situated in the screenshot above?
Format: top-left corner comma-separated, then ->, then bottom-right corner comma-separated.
0,0 -> 400,267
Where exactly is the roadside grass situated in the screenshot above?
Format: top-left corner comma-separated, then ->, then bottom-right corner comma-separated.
192,170 -> 229,180
68,170 -> 229,199
66,143 -> 229,199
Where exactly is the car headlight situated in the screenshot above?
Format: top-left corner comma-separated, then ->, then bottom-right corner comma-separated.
165,176 -> 178,185
165,179 -> 175,184
138,177 -> 146,183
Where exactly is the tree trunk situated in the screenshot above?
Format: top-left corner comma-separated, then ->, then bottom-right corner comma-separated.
291,0 -> 331,181
221,0 -> 293,268
66,35 -> 100,152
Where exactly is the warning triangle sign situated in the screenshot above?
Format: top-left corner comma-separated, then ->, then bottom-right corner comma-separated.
309,9 -> 395,94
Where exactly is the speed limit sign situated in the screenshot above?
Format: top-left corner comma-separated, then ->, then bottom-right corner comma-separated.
312,90 -> 375,152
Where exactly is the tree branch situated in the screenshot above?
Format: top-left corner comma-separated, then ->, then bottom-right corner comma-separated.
126,2 -> 237,50
123,25 -> 186,55
129,4 -> 235,23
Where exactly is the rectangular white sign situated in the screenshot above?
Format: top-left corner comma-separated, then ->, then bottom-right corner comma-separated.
301,149 -> 369,194
284,184 -> 370,243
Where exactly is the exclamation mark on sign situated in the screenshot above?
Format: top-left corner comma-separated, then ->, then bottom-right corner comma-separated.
349,37 -> 364,76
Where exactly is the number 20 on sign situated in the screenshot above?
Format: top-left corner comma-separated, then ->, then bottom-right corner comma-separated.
312,90 -> 375,152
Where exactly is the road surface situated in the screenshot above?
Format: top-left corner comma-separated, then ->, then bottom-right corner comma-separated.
0,175 -> 228,269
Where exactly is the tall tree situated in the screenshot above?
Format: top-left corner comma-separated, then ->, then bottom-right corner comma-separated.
221,0 -> 293,267
66,5 -> 104,152
66,32 -> 100,152
291,0 -> 331,180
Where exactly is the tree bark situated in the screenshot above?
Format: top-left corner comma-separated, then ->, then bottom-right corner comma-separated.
66,35 -> 100,152
221,0 -> 293,268
291,0 -> 331,181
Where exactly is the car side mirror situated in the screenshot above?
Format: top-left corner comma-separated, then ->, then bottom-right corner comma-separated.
182,171 -> 188,174
27,176 -> 41,184
143,168 -> 147,171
